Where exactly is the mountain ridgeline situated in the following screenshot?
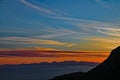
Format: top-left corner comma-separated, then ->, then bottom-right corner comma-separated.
50,46 -> 120,80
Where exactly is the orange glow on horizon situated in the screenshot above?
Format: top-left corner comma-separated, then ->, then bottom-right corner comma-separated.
0,56 -> 107,65
0,50 -> 110,65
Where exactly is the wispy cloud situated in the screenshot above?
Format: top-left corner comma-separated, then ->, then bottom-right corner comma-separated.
73,20 -> 120,37
19,0 -> 61,16
97,27 -> 120,37
0,36 -> 76,47
35,27 -> 78,39
19,0 -> 120,38
95,0 -> 111,10
18,0 -> 120,51
85,37 -> 120,43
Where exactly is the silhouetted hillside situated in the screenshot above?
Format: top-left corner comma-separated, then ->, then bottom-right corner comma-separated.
50,46 -> 120,80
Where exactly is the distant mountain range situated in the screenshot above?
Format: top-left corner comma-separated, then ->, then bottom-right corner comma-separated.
50,46 -> 120,80
0,61 -> 99,67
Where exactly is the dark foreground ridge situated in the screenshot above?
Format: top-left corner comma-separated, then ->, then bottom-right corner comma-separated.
50,46 -> 120,80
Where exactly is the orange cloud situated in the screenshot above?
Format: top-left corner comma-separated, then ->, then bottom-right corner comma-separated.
0,50 -> 108,58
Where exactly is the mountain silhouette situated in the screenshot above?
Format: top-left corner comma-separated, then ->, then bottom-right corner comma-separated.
50,46 -> 120,80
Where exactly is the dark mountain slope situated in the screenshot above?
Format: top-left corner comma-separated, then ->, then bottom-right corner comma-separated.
50,46 -> 120,80
50,72 -> 85,80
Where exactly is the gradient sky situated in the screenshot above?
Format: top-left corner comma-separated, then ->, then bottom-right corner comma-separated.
0,0 -> 120,64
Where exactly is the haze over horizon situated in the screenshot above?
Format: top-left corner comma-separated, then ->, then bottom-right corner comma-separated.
0,0 -> 120,65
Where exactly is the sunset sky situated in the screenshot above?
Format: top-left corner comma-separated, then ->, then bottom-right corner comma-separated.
0,0 -> 120,65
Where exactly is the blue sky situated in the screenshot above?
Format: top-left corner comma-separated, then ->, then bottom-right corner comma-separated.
0,0 -> 120,51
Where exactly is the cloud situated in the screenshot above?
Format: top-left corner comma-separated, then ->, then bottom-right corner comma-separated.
19,0 -> 120,38
13,0 -> 120,51
36,27 -> 78,39
95,0 -> 120,13
0,50 -> 107,58
0,50 -> 57,57
95,0 -> 111,10
19,0 -> 62,17
97,27 -> 120,37
84,37 -> 120,49
0,36 -> 76,47
53,15 -> 120,38
85,37 -> 120,43
73,20 -> 120,37
34,47 -> 58,51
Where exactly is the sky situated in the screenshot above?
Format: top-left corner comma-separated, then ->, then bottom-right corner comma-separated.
0,0 -> 120,64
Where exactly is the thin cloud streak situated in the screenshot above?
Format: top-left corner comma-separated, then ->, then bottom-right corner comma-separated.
85,37 -> 120,44
95,0 -> 111,10
0,50 -> 108,58
37,27 -> 78,39
0,36 -> 76,47
19,0 -> 61,16
97,27 -> 120,37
